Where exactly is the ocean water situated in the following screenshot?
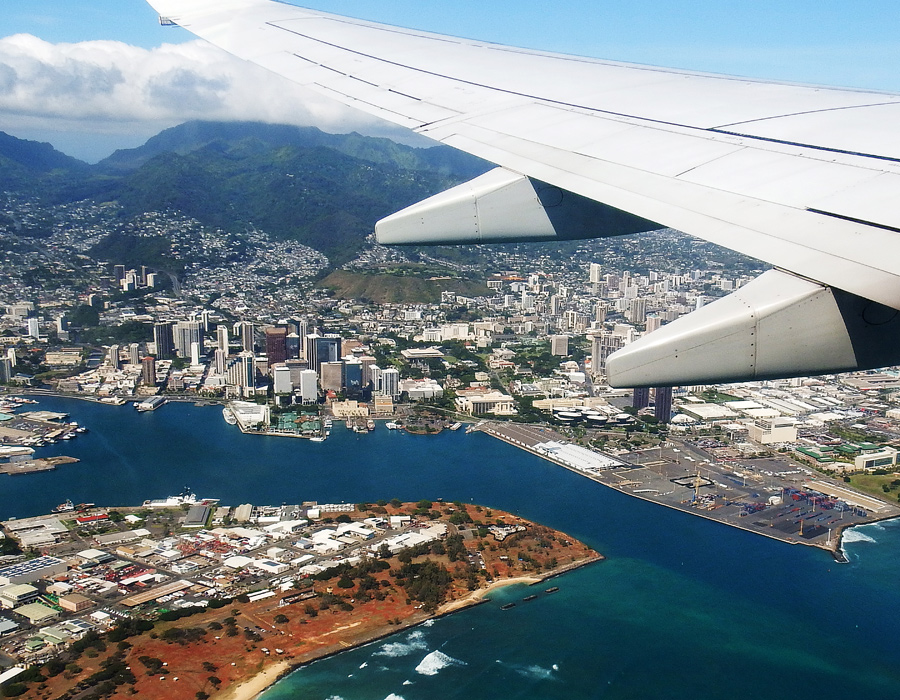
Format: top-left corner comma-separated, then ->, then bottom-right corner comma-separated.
4,397 -> 900,699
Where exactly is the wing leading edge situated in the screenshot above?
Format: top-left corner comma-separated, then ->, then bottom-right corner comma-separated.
147,0 -> 900,386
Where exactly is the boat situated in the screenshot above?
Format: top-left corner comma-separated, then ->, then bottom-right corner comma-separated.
500,602 -> 516,610
522,594 -> 538,602
545,586 -> 559,594
222,407 -> 237,425
75,426 -> 88,433
385,421 -> 401,430
75,503 -> 95,512
143,488 -> 199,508
310,436 -> 326,442
366,419 -> 375,431
449,422 -> 462,431
52,500 -> 74,514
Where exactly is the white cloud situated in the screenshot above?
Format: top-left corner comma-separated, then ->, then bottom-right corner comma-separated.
0,35 -> 425,160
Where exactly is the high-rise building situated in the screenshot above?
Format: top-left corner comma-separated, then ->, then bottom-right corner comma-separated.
153,322 -> 175,359
226,351 -> 256,391
173,321 -> 201,358
26,318 -> 40,339
593,333 -> 625,376
633,387 -> 650,410
128,343 -> 140,366
369,365 -> 383,394
305,334 -> 341,376
113,264 -> 126,281
213,349 -> 227,375
645,315 -> 663,333
141,356 -> 157,386
0,358 -> 13,384
234,321 -> 255,353
107,344 -> 121,370
272,364 -> 293,394
265,327 -> 288,365
320,361 -> 344,392
285,332 -> 300,360
550,335 -> 569,357
216,325 -> 229,354
298,369 -> 318,403
344,359 -> 363,397
654,387 -> 673,423
200,310 -> 213,333
626,298 -> 647,324
589,262 -> 602,284
190,341 -> 201,367
381,367 -> 400,399
6,348 -> 16,368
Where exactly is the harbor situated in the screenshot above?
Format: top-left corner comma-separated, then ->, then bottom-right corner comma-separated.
472,421 -> 900,559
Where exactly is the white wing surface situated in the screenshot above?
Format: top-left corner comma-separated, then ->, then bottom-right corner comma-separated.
147,0 -> 900,386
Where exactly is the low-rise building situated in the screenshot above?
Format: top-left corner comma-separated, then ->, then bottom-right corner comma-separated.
0,584 -> 39,609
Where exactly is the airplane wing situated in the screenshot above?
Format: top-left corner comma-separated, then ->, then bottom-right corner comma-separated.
146,0 -> 900,387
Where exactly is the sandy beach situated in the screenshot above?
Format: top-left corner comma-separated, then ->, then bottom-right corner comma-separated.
220,660 -> 294,700
437,575 -> 543,614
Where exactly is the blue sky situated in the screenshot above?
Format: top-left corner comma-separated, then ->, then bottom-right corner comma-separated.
1,0 -> 899,160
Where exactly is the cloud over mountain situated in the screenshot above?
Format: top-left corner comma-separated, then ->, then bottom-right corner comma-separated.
0,35 -> 414,160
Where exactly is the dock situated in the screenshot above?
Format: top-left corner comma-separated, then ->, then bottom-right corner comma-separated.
473,421 -> 900,558
0,456 -> 80,476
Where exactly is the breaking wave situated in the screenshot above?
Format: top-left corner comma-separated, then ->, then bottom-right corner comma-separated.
374,630 -> 428,658
842,529 -> 877,544
415,650 -> 466,676
384,695 -> 406,700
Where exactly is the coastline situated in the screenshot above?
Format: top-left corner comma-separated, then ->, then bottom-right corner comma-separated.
473,422 -> 900,562
222,556 -> 601,700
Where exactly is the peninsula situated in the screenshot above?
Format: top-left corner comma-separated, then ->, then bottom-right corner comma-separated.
0,500 -> 599,700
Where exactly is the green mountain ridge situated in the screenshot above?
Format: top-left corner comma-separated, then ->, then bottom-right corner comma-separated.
0,122 -> 492,266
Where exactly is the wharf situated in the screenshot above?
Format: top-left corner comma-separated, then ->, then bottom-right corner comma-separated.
474,421 -> 900,559
0,456 -> 79,476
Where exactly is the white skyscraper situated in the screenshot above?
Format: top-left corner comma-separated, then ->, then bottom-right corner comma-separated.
108,344 -> 121,370
381,367 -> 400,398
26,318 -> 40,339
129,343 -> 140,365
174,321 -> 201,358
299,369 -> 318,403
190,341 -> 201,367
272,364 -> 293,394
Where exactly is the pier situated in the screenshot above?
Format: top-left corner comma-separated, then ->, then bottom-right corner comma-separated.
473,421 -> 900,558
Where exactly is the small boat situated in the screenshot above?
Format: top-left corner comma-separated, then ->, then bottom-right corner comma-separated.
310,436 -> 326,442
449,422 -> 462,431
222,407 -> 237,425
545,586 -> 559,594
522,594 -> 537,602
52,500 -> 74,513
385,421 -> 401,430
366,419 -> 375,431
500,603 -> 516,610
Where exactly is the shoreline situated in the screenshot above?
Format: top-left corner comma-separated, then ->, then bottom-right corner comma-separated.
222,555 -> 601,700
474,422 -> 900,562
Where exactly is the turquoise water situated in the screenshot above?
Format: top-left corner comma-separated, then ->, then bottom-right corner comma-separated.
4,397 -> 900,699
